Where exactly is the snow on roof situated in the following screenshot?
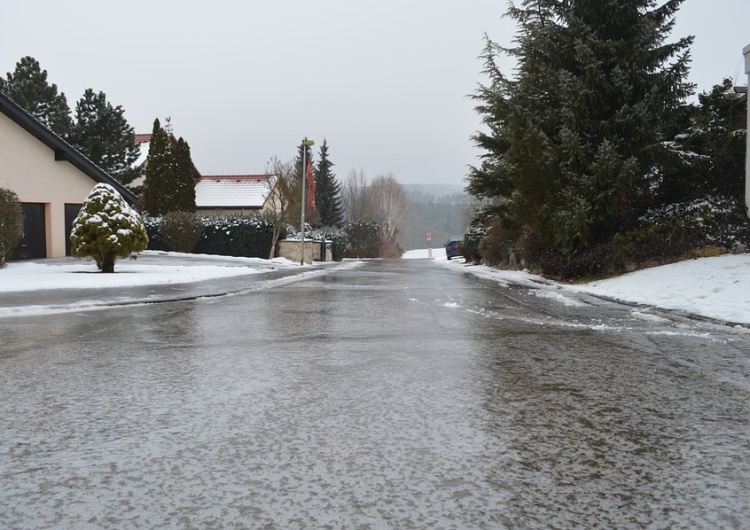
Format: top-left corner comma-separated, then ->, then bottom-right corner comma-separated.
195,175 -> 272,209
134,134 -> 150,167
133,133 -> 269,208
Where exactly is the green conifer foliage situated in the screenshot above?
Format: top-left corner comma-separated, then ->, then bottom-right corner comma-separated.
70,184 -> 148,273
142,119 -> 175,216
314,140 -> 344,227
468,0 -> 694,258
0,56 -> 73,136
69,89 -> 141,186
660,79 -> 747,203
0,188 -> 24,268
173,137 -> 197,212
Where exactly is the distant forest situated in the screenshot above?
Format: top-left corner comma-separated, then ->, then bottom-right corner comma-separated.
398,184 -> 471,250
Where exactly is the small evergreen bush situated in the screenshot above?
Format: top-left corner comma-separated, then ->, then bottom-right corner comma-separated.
0,188 -> 24,268
344,220 -> 382,258
70,184 -> 148,273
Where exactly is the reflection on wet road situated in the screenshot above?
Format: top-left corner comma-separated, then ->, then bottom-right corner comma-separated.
1,259 -> 748,529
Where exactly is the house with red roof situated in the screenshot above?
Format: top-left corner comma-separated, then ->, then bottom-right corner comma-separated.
195,174 -> 273,216
134,134 -> 274,216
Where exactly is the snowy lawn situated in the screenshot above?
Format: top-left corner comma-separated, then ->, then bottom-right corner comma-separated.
403,248 -> 750,326
0,251 -> 298,292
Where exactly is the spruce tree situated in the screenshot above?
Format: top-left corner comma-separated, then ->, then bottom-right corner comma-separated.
69,89 -> 141,187
468,0 -> 694,259
314,140 -> 344,227
142,119 -> 175,216
660,79 -> 747,203
173,137 -> 197,212
0,56 -> 73,137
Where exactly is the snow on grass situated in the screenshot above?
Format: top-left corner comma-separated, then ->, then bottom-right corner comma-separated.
567,254 -> 750,325
0,251 -> 297,293
436,251 -> 750,326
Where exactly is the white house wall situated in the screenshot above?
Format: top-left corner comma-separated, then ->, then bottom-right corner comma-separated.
0,112 -> 97,258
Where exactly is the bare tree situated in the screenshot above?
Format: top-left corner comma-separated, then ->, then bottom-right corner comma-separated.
366,173 -> 410,240
342,168 -> 367,223
263,157 -> 301,259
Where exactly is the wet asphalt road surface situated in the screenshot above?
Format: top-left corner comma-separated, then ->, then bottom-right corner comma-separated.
1,258 -> 748,529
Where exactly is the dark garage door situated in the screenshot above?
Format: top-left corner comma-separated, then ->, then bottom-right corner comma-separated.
12,203 -> 46,260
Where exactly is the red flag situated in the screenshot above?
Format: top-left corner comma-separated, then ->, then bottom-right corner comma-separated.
306,157 -> 316,210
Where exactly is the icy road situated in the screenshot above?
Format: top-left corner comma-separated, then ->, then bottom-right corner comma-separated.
1,258 -> 748,529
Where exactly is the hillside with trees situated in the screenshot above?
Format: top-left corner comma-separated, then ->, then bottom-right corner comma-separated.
399,185 -> 471,251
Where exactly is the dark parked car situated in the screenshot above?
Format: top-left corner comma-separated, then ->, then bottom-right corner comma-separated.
445,237 -> 463,260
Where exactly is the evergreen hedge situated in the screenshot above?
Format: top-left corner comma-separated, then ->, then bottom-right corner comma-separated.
195,216 -> 275,258
145,215 -> 278,258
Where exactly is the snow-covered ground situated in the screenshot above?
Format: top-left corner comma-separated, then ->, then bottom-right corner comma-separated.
1,249 -> 748,326
404,248 -> 750,326
0,251 -> 299,292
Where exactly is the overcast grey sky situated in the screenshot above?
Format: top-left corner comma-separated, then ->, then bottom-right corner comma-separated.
2,1 -> 749,186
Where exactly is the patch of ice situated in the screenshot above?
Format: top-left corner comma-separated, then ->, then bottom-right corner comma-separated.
531,289 -> 588,307
631,311 -> 671,323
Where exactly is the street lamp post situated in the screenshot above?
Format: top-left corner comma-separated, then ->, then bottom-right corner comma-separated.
300,139 -> 315,265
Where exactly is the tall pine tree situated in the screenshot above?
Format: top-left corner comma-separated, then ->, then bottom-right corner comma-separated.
314,140 -> 344,227
69,89 -> 141,187
173,137 -> 197,212
0,56 -> 73,137
468,0 -> 694,258
142,119 -> 175,216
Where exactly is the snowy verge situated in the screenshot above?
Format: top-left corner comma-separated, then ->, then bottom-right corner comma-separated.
426,249 -> 750,326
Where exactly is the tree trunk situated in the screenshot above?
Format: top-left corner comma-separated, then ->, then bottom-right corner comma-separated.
100,253 -> 116,273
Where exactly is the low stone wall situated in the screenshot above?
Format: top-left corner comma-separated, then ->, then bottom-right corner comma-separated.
278,239 -> 332,263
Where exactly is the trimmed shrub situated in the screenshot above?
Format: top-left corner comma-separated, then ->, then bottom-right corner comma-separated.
0,188 -> 24,268
160,211 -> 204,253
70,184 -> 148,273
194,215 -> 275,258
345,220 -> 382,258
